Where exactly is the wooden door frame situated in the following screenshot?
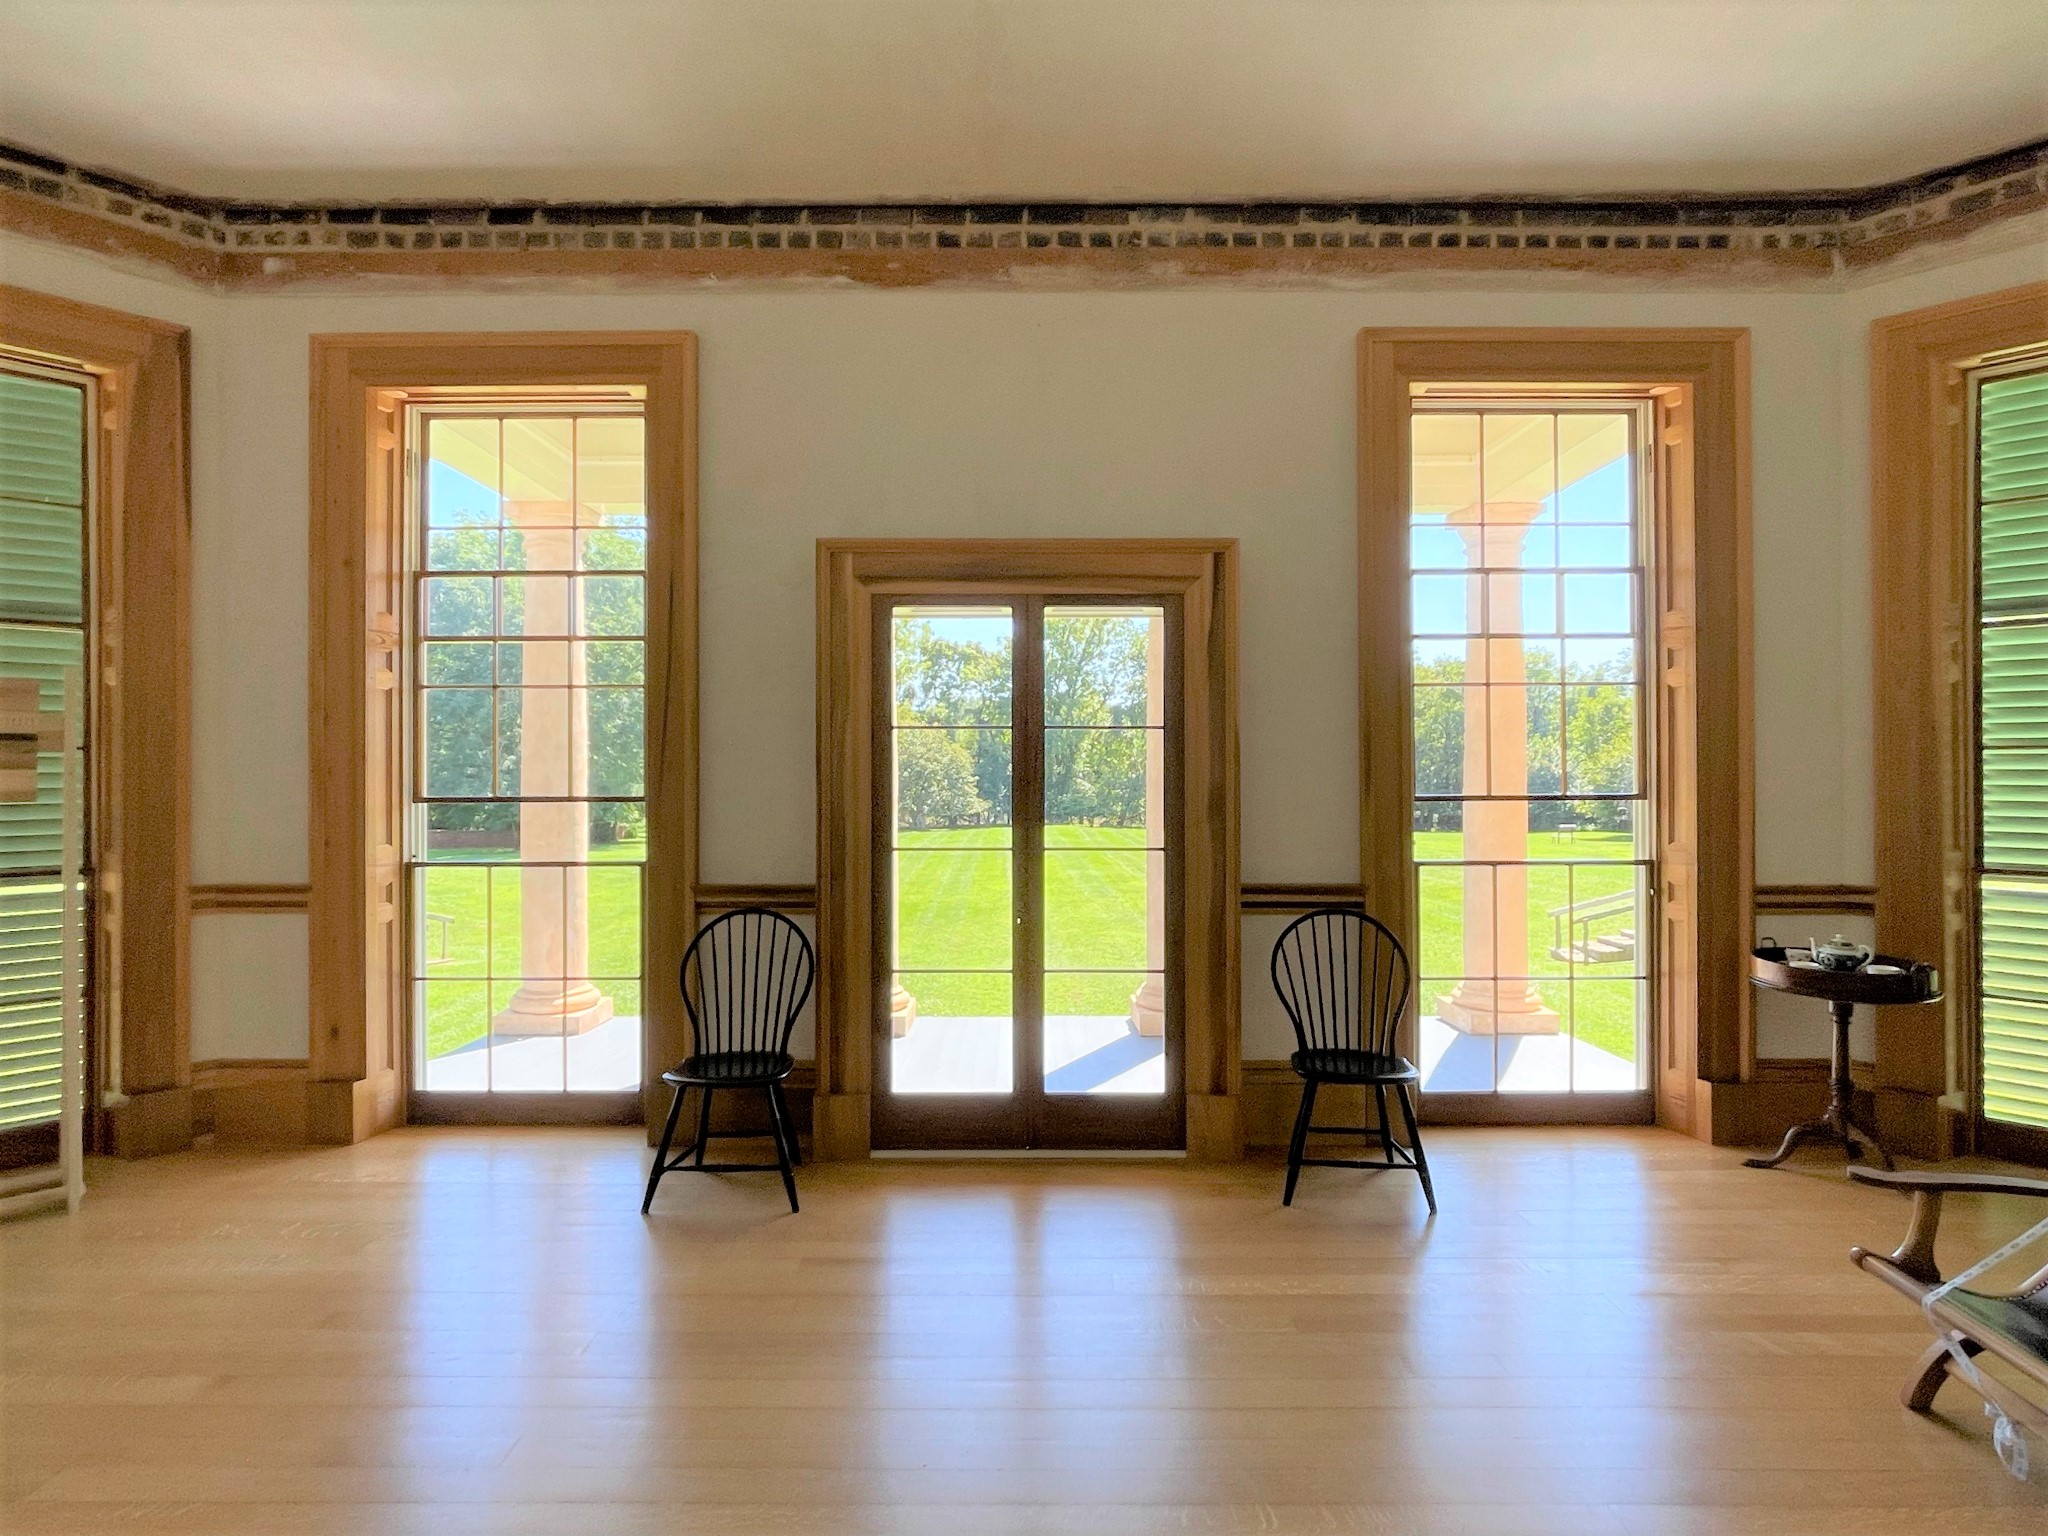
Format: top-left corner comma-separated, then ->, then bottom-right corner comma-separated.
308,332 -> 697,1142
1870,282 -> 2048,1161
1359,329 -> 1753,1138
817,540 -> 1240,1160
1,284 -> 192,1157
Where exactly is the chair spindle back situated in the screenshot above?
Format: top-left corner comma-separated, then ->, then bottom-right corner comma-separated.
680,908 -> 816,1058
1270,908 -> 1411,1060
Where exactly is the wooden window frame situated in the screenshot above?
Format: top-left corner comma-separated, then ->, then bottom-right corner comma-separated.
1,284 -> 191,1158
1359,329 -> 1753,1138
1871,282 -> 2048,1160
309,333 -> 696,1142
816,540 -> 1240,1160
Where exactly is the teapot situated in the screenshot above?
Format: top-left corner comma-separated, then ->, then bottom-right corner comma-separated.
1809,935 -> 1873,972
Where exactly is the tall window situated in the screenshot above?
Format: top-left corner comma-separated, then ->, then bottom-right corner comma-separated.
1975,361 -> 2048,1136
407,408 -> 647,1095
1408,403 -> 1652,1095
0,362 -> 93,1141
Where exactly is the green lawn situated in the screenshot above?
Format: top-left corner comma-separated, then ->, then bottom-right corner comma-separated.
415,840 -> 644,1059
1414,829 -> 1644,1063
416,826 -> 1645,1068
894,825 -> 1151,1018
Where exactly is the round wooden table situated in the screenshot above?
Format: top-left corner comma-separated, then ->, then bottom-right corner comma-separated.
1744,946 -> 1942,1170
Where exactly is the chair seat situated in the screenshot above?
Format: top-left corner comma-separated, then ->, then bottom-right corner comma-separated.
1290,1047 -> 1418,1083
664,1050 -> 796,1087
1945,1287 -> 2048,1372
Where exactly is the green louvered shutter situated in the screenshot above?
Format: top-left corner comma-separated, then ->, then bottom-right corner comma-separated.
1978,364 -> 2048,1131
0,368 -> 89,1133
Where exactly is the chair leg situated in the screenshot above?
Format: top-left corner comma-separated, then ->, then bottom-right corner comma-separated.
765,1083 -> 800,1214
1283,1079 -> 1317,1206
1902,1334 -> 1980,1413
692,1086 -> 715,1168
771,1081 -> 803,1166
1394,1083 -> 1436,1215
641,1084 -> 687,1215
1372,1084 -> 1396,1162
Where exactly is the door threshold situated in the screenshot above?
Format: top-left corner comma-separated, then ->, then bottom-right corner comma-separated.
871,1148 -> 1188,1160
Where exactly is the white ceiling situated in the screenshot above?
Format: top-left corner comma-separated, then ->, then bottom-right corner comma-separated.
2,0 -> 2044,204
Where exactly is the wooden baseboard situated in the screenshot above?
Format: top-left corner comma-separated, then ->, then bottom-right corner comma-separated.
307,1070 -> 403,1145
1873,1085 -> 1953,1160
810,1090 -> 872,1161
641,1066 -> 817,1147
102,1086 -> 195,1158
1185,1092 -> 1244,1160
192,1060 -> 313,1145
1695,1072 -> 1832,1148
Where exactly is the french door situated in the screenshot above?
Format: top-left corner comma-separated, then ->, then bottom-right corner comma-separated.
871,595 -> 1183,1149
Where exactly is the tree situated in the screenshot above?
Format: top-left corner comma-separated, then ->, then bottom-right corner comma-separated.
1411,655 -> 1467,830
420,522 -> 652,847
896,729 -> 987,828
1410,644 -> 1637,834
887,613 -> 1157,829
1043,616 -> 1150,825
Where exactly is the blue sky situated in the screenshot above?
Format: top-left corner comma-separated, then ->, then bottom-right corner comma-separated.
1411,456 -> 1636,641
437,449 -> 1635,650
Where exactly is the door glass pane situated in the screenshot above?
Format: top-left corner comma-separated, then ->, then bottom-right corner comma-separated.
889,607 -> 1014,1094
1410,408 -> 1651,1095
1041,609 -> 1167,1096
1045,972 -> 1165,1093
411,410 -> 647,1094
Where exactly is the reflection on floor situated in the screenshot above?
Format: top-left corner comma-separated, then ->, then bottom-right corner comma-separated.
10,1130 -> 2042,1528
1417,1015 -> 1637,1093
421,1013 -> 642,1093
892,1015 -> 1166,1095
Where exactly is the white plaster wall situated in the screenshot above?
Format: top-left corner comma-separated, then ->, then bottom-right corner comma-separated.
189,914 -> 310,1063
4,228 -> 2041,1068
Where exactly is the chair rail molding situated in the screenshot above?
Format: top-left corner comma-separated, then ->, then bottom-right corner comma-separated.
190,883 -> 312,914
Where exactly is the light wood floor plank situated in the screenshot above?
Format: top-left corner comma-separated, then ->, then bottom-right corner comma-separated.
2,1126 -> 2043,1532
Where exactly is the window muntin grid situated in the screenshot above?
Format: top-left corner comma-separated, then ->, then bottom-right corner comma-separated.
1408,404 -> 1653,1095
404,410 -> 647,1094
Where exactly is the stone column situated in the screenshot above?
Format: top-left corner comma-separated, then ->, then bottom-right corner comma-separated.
1436,501 -> 1558,1036
1131,614 -> 1168,1037
490,512 -> 614,1038
890,981 -> 918,1037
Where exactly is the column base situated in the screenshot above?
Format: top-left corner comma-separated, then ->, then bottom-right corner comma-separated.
1130,977 -> 1166,1038
1436,997 -> 1561,1036
490,990 -> 615,1037
890,984 -> 917,1039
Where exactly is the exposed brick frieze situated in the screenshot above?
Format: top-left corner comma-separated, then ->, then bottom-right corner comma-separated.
2,136 -> 2043,286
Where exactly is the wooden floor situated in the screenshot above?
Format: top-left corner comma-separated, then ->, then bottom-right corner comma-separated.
3,1127 -> 2046,1534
